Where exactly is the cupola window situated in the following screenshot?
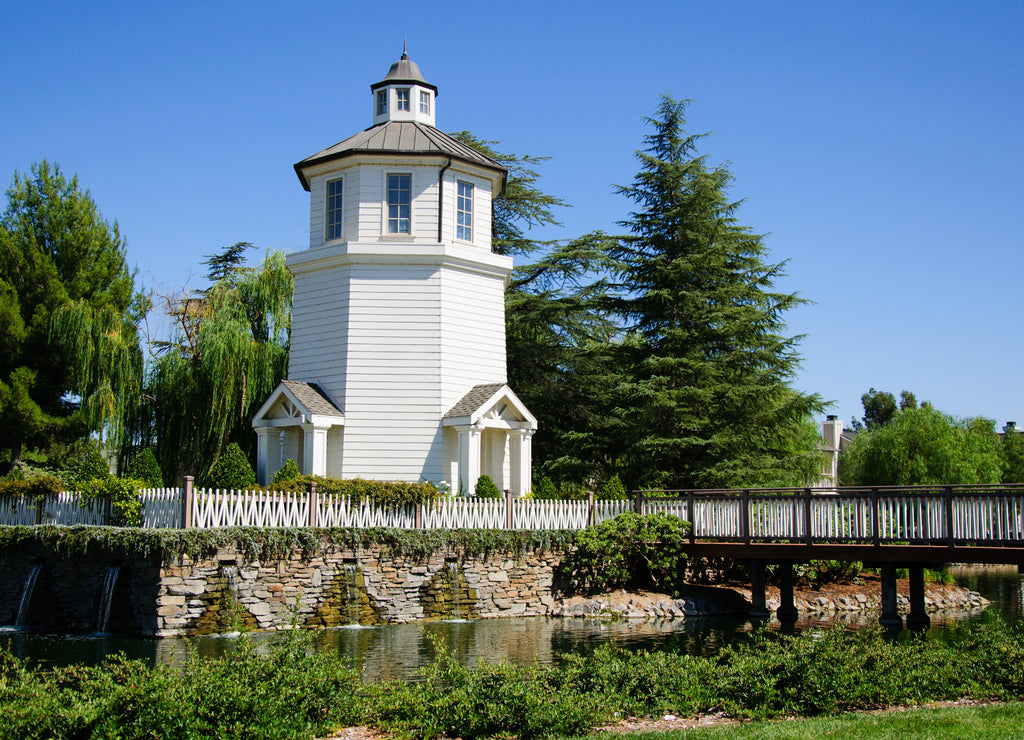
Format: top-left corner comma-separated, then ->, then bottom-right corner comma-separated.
396,88 -> 410,112
387,173 -> 411,234
326,178 -> 343,240
457,181 -> 473,241
419,91 -> 430,114
376,90 -> 387,115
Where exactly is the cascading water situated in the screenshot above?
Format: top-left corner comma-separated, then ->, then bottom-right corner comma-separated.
341,564 -> 360,625
96,566 -> 121,633
15,563 -> 43,628
445,561 -> 464,620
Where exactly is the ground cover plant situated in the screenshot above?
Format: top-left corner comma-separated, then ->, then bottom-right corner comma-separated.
2,618 -> 1022,739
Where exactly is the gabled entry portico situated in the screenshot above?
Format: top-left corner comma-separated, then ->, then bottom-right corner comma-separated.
251,380 -> 344,481
443,384 -> 537,496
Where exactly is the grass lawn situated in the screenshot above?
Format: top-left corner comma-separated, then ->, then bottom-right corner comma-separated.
572,702 -> 1024,740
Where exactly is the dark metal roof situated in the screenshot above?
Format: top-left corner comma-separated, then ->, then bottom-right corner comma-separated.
370,50 -> 437,93
281,380 -> 344,417
444,383 -> 508,419
294,121 -> 507,191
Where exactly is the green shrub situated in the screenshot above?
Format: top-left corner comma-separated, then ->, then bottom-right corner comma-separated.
270,476 -> 439,507
272,458 -> 301,484
67,440 -> 111,484
205,443 -> 256,490
80,477 -> 147,527
533,476 -> 558,500
597,474 -> 627,500
474,474 -> 502,499
0,476 -> 62,498
561,511 -> 690,595
126,448 -> 164,487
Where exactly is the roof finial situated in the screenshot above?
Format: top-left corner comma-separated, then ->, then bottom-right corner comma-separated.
402,38 -> 408,60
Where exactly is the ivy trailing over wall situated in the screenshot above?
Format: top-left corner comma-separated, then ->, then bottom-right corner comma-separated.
0,525 -> 577,565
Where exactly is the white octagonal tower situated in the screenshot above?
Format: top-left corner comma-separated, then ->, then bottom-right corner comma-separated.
253,50 -> 536,495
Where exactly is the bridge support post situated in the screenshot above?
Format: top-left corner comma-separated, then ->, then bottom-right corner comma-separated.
906,566 -> 931,631
748,560 -> 770,620
776,562 -> 799,623
878,564 -> 902,632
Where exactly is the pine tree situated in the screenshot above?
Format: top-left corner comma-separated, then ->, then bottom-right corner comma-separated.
0,161 -> 144,473
612,97 -> 824,489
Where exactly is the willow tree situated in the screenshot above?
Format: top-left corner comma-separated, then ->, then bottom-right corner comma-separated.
146,244 -> 292,483
0,161 -> 144,473
611,97 -> 824,489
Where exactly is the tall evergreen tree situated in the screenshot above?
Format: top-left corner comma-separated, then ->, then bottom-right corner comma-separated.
0,161 -> 144,473
611,97 -> 824,489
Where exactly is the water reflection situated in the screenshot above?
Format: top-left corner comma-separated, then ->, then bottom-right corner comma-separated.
2,566 -> 1020,681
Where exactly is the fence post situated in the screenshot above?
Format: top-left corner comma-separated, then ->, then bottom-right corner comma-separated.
634,491 -> 645,516
308,481 -> 319,528
415,502 -> 423,530
803,488 -> 813,545
587,490 -> 595,528
183,476 -> 194,529
945,485 -> 955,548
504,489 -> 514,530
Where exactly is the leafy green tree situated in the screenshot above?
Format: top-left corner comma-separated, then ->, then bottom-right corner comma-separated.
860,388 -> 898,430
609,97 -> 825,489
1000,426 -> 1024,484
145,245 -> 292,483
0,161 -> 144,473
839,405 -> 1001,485
474,474 -> 502,499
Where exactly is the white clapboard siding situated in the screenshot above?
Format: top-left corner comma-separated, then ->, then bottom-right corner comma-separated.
192,489 -> 309,528
139,488 -> 183,528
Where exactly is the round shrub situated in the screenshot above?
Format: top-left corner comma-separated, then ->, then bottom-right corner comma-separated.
474,474 -> 502,499
533,477 -> 558,500
272,458 -> 301,484
126,448 -> 164,487
205,443 -> 256,490
598,474 -> 627,500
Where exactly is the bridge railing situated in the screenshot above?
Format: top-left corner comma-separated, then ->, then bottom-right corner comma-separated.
636,485 -> 1024,546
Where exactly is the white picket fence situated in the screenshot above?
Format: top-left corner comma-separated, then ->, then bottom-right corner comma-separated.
3,485 -> 1023,542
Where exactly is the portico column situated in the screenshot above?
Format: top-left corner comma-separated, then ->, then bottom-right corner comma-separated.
455,425 -> 483,495
254,426 -> 279,486
509,429 -> 534,497
301,424 -> 329,478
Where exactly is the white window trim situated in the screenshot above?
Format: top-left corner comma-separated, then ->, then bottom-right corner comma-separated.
325,177 -> 344,242
376,90 -> 387,115
383,171 -> 414,237
396,88 -> 411,112
419,90 -> 430,114
455,179 -> 474,243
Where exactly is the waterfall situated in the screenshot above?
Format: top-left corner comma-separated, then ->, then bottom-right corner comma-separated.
341,564 -> 360,625
446,561 -> 463,620
15,564 -> 43,628
96,566 -> 121,633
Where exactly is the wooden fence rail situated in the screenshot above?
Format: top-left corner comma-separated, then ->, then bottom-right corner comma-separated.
2,485 -> 1023,545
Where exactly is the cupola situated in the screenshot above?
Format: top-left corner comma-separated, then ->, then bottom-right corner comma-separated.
370,45 -> 437,127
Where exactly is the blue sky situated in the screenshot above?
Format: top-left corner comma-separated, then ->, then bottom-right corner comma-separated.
2,1 -> 1022,429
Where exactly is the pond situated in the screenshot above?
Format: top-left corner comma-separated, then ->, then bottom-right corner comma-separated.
2,566 -> 1020,682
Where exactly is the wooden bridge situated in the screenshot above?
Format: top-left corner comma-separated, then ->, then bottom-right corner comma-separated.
637,484 -> 1024,630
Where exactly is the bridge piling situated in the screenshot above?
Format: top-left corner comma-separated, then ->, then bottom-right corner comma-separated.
776,562 -> 798,623
906,566 -> 931,631
879,564 -> 903,631
748,560 -> 770,620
